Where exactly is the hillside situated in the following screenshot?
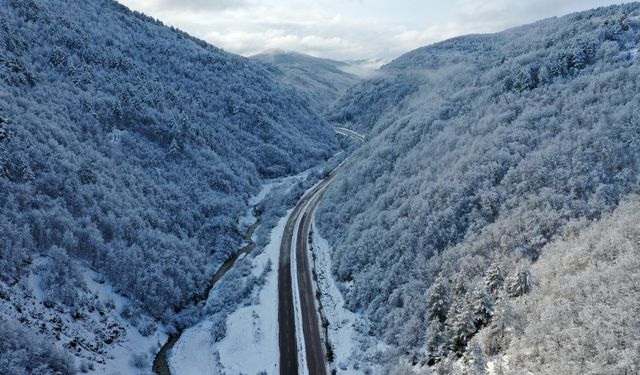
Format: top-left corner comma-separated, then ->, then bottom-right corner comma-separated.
317,3 -> 640,372
0,0 -> 336,372
252,49 -> 361,113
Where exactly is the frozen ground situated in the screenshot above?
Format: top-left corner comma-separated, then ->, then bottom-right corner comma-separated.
169,168 -> 315,375
169,212 -> 287,375
310,218 -> 359,374
217,212 -> 286,374
80,267 -> 166,374
168,319 -> 219,374
0,257 -> 164,375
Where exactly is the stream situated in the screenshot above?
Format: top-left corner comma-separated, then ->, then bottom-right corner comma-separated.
152,219 -> 261,375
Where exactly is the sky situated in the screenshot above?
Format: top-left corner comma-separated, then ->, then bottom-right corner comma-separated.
118,0 -> 625,61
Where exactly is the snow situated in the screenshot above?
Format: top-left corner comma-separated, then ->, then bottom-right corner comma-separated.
216,212 -> 286,374
238,209 -> 256,233
486,355 -> 511,375
290,201 -> 310,375
310,217 -> 360,374
249,169 -> 312,207
169,319 -> 218,375
169,211 -> 289,375
168,167 -> 326,375
1,257 -> 165,375
81,267 -> 166,375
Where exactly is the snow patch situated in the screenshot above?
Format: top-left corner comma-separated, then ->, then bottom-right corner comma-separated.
169,212 -> 289,375
169,319 -> 218,375
1,257 -> 165,375
310,218 -> 360,374
216,213 -> 286,374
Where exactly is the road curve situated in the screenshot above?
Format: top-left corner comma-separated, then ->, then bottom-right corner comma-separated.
278,163 -> 343,375
335,127 -> 366,143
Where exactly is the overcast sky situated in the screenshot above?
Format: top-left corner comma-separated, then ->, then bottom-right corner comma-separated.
118,0 -> 625,61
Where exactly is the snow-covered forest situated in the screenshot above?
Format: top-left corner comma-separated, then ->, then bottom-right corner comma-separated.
0,0 -> 337,372
3,0 -> 640,374
318,3 -> 640,372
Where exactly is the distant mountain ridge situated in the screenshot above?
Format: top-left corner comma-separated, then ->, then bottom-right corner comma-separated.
252,49 -> 362,112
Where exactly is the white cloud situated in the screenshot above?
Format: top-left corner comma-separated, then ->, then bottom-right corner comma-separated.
118,0 -> 625,61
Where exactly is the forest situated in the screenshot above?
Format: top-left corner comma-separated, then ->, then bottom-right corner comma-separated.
318,3 -> 640,373
0,0 -> 336,371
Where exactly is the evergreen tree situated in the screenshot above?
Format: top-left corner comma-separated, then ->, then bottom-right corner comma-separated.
462,339 -> 487,375
505,267 -> 532,298
168,137 -> 181,156
0,116 -> 7,142
427,275 -> 450,323
483,264 -> 504,296
452,276 -> 467,299
471,287 -> 493,330
484,294 -> 513,356
446,300 -> 477,354
426,319 -> 446,365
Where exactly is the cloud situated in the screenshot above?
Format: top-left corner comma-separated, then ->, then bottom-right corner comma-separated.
118,0 -> 625,61
453,0 -> 624,32
125,0 -> 254,12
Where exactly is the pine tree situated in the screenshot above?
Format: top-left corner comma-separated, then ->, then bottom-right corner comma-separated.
426,319 -> 446,365
484,294 -> 512,356
446,301 -> 477,354
462,339 -> 487,375
452,276 -> 467,298
537,65 -> 552,85
483,264 -> 505,296
505,267 -> 532,298
168,137 -> 180,156
0,116 -> 7,142
427,276 -> 450,323
78,160 -> 97,184
471,287 -> 493,330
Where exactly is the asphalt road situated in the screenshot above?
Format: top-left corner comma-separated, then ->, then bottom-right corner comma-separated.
278,127 -> 364,375
278,166 -> 341,375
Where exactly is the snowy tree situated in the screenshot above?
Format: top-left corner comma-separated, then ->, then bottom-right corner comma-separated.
427,276 -> 450,323
505,267 -> 532,298
483,265 -> 505,296
483,295 -> 513,356
470,287 -> 493,330
446,299 -> 477,353
462,339 -> 487,375
168,137 -> 181,156
0,117 -> 7,142
426,319 -> 446,365
78,160 -> 97,184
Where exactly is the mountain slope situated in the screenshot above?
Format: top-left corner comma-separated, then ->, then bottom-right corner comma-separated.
317,3 -> 640,371
252,49 -> 360,113
505,196 -> 640,374
0,0 -> 336,371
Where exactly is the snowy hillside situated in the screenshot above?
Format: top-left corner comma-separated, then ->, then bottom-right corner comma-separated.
252,50 -> 361,113
0,0 -> 336,372
317,3 -> 640,373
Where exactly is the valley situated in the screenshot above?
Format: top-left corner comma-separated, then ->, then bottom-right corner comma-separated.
2,1 -> 640,375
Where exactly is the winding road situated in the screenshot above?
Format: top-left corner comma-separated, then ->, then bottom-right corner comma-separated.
278,128 -> 364,375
